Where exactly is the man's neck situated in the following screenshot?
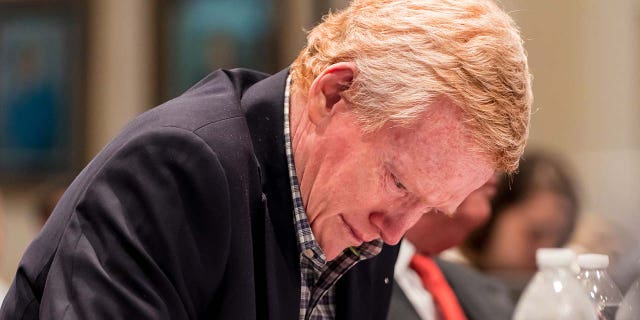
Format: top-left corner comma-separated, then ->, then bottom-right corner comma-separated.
288,89 -> 315,198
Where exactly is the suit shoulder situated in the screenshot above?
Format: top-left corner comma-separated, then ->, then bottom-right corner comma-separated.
130,69 -> 270,133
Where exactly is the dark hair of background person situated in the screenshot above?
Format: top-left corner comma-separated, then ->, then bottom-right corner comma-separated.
461,151 -> 580,269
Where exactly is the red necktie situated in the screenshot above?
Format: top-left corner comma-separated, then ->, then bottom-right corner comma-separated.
410,253 -> 467,320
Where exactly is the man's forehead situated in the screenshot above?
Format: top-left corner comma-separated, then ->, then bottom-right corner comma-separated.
393,147 -> 493,198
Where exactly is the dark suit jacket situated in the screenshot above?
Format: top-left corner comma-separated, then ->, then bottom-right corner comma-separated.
388,282 -> 422,320
388,258 -> 514,320
1,68 -> 400,319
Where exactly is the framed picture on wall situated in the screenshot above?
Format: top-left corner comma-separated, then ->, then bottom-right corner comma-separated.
157,0 -> 279,101
0,1 -> 86,181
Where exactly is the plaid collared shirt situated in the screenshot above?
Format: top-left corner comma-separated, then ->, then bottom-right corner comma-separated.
283,74 -> 384,320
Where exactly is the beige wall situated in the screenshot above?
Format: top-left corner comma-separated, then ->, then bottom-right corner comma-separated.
0,189 -> 42,283
279,0 -> 314,65
86,0 -> 156,159
501,0 -> 640,238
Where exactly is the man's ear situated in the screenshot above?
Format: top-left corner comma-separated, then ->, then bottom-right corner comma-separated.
307,62 -> 357,126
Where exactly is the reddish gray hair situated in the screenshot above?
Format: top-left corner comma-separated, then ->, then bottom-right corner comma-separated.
291,0 -> 533,172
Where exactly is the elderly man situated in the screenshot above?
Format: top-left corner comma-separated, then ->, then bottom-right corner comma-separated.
1,0 -> 531,319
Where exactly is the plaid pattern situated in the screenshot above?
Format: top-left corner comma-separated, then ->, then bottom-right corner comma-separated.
283,74 -> 384,320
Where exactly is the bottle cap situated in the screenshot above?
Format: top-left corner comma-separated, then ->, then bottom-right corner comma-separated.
577,254 -> 609,269
536,248 -> 576,268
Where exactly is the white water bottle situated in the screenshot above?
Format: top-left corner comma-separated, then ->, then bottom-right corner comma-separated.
577,254 -> 624,320
616,278 -> 640,320
513,248 -> 598,320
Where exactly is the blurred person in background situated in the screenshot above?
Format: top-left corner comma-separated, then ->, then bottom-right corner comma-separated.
0,0 -> 532,319
389,175 -> 516,320
447,151 -> 580,300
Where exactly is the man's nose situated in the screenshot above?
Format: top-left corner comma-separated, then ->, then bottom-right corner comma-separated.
370,203 -> 427,245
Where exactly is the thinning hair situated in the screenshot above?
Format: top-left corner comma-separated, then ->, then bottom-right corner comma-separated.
291,0 -> 532,172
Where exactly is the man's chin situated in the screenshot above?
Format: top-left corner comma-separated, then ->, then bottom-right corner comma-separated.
324,248 -> 340,261
322,242 -> 349,261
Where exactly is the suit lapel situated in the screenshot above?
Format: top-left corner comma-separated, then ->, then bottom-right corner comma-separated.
388,282 -> 423,320
335,244 -> 400,320
239,68 -> 301,320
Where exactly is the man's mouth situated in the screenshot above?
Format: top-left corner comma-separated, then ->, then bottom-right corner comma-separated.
340,214 -> 365,245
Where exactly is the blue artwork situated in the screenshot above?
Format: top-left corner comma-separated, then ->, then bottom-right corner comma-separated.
165,0 -> 275,97
0,14 -> 74,175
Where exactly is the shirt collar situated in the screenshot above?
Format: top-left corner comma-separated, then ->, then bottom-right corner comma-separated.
395,240 -> 417,274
